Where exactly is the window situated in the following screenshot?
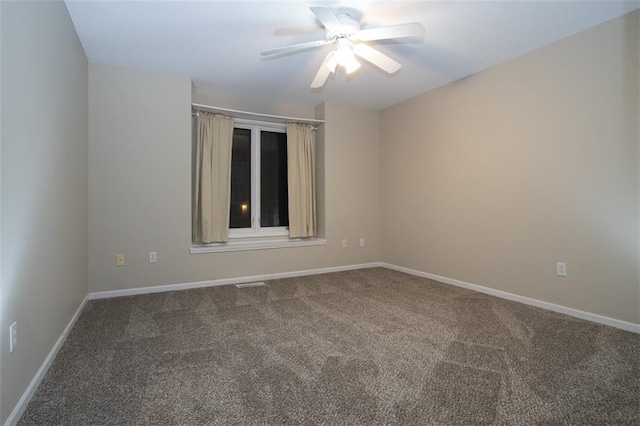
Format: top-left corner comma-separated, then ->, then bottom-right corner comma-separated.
229,121 -> 289,238
191,110 -> 325,254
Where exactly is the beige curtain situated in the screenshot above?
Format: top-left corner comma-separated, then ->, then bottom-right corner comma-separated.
193,113 -> 235,243
287,123 -> 316,238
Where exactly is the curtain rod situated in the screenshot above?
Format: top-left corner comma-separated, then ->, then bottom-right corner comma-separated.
191,103 -> 324,127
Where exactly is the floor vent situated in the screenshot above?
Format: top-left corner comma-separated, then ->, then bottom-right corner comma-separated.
236,282 -> 266,288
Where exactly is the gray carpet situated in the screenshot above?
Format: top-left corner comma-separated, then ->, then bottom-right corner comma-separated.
19,268 -> 640,425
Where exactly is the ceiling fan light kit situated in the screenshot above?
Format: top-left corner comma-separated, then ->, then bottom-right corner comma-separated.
335,39 -> 361,73
261,6 -> 425,89
344,58 -> 362,75
322,51 -> 338,73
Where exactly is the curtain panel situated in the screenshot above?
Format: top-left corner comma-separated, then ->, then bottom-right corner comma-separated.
193,113 -> 235,243
286,123 -> 316,238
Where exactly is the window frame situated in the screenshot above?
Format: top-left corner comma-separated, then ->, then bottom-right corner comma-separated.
228,118 -> 289,239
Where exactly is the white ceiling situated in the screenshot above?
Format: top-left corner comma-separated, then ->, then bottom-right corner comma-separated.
65,1 -> 639,110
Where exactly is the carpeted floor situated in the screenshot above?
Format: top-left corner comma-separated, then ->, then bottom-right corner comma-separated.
19,267 -> 640,425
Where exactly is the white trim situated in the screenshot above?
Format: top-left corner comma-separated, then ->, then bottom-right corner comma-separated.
190,238 -> 327,254
381,263 -> 640,334
229,227 -> 289,239
234,118 -> 285,131
89,262 -> 382,300
191,103 -> 324,126
5,296 -> 89,426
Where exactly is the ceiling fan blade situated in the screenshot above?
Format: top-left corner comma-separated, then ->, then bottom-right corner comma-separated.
311,51 -> 337,89
309,7 -> 342,33
261,39 -> 330,56
311,65 -> 332,89
353,44 -> 401,74
356,22 -> 425,42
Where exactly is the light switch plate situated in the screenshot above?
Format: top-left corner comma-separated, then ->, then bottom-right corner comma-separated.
556,262 -> 567,277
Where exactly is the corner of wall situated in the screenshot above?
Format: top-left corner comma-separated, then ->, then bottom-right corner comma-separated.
1,1 -> 89,422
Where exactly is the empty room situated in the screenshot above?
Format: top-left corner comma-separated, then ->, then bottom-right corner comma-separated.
1,0 -> 639,424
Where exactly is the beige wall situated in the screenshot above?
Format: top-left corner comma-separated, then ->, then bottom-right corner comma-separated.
88,64 -> 193,292
89,64 -> 381,292
381,12 -> 639,324
322,102 -> 381,258
0,0 -> 4,416
192,89 -> 317,120
1,1 -> 88,422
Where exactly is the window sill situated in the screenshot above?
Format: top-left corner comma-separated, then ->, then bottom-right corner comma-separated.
190,237 -> 327,254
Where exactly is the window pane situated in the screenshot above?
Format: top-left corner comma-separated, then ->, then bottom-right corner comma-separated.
260,131 -> 288,227
229,128 -> 251,228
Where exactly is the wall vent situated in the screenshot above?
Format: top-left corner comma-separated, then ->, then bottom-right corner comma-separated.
235,282 -> 266,288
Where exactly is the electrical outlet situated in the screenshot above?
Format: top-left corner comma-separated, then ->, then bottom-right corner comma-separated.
342,239 -> 348,248
360,238 -> 365,247
149,251 -> 157,263
556,262 -> 567,277
116,253 -> 125,266
10,321 -> 17,352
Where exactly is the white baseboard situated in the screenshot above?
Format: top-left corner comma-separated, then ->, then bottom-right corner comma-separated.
89,262 -> 384,300
381,263 -> 640,334
5,295 -> 89,426
90,261 -> 640,334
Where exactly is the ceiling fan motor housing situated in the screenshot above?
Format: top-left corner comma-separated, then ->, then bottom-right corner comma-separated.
325,13 -> 360,41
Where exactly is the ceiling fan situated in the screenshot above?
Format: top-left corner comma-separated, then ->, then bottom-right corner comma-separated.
261,7 -> 425,89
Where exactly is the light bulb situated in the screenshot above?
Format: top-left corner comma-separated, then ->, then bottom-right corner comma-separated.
334,38 -> 360,74
344,58 -> 361,74
335,38 -> 353,67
